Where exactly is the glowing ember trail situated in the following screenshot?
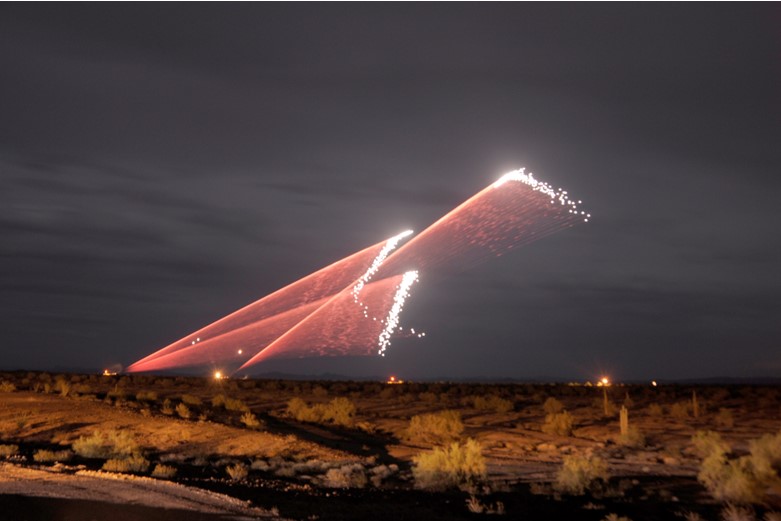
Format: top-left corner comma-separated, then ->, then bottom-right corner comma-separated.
378,270 -> 419,356
127,168 -> 590,375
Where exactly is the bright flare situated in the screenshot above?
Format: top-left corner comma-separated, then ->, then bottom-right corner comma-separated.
378,270 -> 419,356
494,168 -> 590,223
352,229 -> 413,305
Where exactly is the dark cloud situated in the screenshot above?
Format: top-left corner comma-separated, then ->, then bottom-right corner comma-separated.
0,4 -> 779,378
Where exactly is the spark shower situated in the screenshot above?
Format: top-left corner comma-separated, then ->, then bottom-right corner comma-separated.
127,169 -> 590,376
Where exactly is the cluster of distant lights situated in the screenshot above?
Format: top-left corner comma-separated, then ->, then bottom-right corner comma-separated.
493,168 -> 590,223
593,376 -> 658,387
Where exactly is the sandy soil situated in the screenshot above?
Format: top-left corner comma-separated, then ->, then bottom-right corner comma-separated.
0,463 -> 284,520
0,393 -> 354,463
1,375 -> 780,520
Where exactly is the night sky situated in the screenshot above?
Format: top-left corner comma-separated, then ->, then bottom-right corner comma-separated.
1,4 -> 779,381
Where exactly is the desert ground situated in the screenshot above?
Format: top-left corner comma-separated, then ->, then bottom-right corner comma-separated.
1,371 -> 780,520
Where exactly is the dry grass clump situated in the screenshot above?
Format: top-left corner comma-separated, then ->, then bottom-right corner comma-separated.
180,394 -> 202,406
693,430 -> 781,505
320,463 -> 368,488
647,403 -> 663,417
226,462 -> 249,481
720,504 -> 755,521
0,381 -> 16,393
470,395 -> 513,414
0,444 -> 19,458
240,412 -> 263,429
161,398 -> 174,415
102,454 -> 150,474
602,514 -> 632,521
33,449 -> 74,463
542,410 -> 575,436
543,397 -> 565,414
404,410 -> 464,445
465,495 -> 505,515
224,397 -> 250,413
554,454 -> 609,495
286,397 -> 356,427
412,438 -> 486,491
135,390 -> 157,402
175,403 -> 191,419
72,430 -> 140,459
151,463 -> 177,479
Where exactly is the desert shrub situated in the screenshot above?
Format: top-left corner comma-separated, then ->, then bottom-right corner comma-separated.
151,464 -> 177,479
748,431 -> 781,483
472,395 -> 513,414
465,495 -> 505,515
619,426 -> 646,448
671,402 -> 690,419
224,397 -> 250,413
135,390 -> 158,402
412,438 -> 486,491
602,515 -> 632,521
226,462 -> 248,481
286,397 -> 356,427
716,408 -> 735,428
0,444 -> 19,457
405,410 -> 464,445
312,385 -> 328,398
102,454 -> 149,474
721,504 -> 756,521
161,398 -> 174,415
286,397 -> 309,419
211,393 -> 227,408
321,463 -> 368,488
693,430 -> 768,504
72,430 -> 140,459
176,403 -> 191,419
0,381 -> 16,393
106,387 -> 126,400
180,394 -> 202,406
369,463 -> 399,487
543,397 -> 565,415
323,397 -> 356,426
693,431 -> 731,459
419,392 -> 438,403
554,454 -> 609,495
33,449 -> 73,462
542,411 -> 575,436
240,412 -> 262,429
55,378 -> 72,397
647,403 -> 663,417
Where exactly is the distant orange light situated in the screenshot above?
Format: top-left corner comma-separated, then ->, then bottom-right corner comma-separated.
214,371 -> 222,380
651,380 -> 657,387
386,375 -> 403,384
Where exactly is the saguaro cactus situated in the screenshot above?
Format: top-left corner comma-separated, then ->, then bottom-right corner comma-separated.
620,405 -> 629,437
